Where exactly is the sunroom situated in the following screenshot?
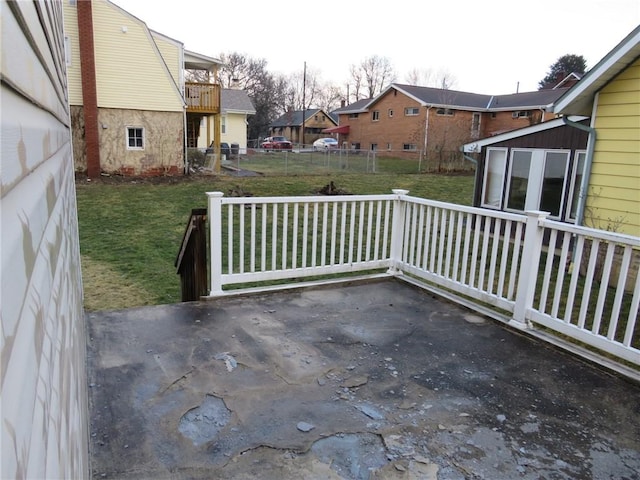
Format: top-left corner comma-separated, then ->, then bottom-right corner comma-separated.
463,116 -> 590,223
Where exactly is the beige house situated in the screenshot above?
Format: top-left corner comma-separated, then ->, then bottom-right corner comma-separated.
63,0 -> 223,177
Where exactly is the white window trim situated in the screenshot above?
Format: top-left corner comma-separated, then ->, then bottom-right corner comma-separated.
504,148 -> 571,219
539,149 -> 571,220
372,110 -> 380,121
481,147 -> 508,210
404,107 -> 419,116
126,126 -> 145,150
566,150 -> 587,223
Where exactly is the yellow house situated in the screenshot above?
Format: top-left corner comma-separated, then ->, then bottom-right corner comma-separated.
63,0 -> 222,176
197,88 -> 256,153
553,25 -> 640,237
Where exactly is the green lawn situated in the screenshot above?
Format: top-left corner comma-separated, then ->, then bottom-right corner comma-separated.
76,172 -> 475,311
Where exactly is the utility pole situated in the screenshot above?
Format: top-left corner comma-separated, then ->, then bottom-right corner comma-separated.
301,61 -> 306,149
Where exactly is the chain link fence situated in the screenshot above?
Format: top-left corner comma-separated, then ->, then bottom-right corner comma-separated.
187,147 -> 474,176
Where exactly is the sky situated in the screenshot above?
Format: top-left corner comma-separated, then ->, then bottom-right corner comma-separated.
111,0 -> 639,96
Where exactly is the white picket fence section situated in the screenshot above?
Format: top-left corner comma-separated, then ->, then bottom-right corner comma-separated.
207,189 -> 639,371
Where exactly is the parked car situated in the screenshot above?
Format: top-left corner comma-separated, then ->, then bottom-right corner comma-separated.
261,136 -> 293,151
313,138 -> 339,150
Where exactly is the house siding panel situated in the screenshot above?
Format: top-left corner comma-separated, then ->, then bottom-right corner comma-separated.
151,31 -> 182,88
91,0 -> 183,111
63,1 -> 83,105
1,1 -> 88,478
587,57 -> 640,236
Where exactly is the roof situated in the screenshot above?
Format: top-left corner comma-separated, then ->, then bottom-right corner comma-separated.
222,89 -> 256,115
461,115 -> 588,153
184,49 -> 222,71
554,25 -> 640,116
331,98 -> 371,114
271,109 -> 337,127
334,85 -> 570,115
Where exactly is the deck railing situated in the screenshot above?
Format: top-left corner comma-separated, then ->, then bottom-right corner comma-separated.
207,189 -> 639,371
185,82 -> 220,113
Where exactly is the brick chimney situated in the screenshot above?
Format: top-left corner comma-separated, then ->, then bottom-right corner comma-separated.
77,0 -> 101,178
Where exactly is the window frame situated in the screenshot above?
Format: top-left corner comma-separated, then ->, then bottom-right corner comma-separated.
402,143 -> 417,151
372,110 -> 380,121
126,126 -> 145,150
566,150 -> 587,222
481,147 -> 508,210
436,108 -> 454,116
404,107 -> 419,116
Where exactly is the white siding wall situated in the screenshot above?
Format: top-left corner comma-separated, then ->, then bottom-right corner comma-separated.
1,1 -> 89,478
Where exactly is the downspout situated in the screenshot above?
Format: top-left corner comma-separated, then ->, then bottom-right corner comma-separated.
462,151 -> 478,206
422,106 -> 432,168
561,102 -> 597,227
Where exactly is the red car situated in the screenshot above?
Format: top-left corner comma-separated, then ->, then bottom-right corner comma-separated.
260,136 -> 293,151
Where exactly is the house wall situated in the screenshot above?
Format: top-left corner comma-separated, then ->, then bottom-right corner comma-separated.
150,31 -> 183,90
1,1 -> 89,478
587,58 -> 640,236
223,114 -> 249,149
483,110 -> 547,136
340,92 -> 479,154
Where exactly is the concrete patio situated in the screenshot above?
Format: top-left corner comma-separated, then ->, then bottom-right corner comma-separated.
86,278 -> 640,480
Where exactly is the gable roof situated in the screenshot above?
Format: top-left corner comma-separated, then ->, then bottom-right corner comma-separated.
222,89 -> 256,115
271,109 -> 337,127
331,98 -> 371,114
554,25 -> 640,116
335,84 -> 570,115
461,115 -> 588,153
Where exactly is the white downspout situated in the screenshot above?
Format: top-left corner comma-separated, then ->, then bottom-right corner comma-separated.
561,96 -> 598,227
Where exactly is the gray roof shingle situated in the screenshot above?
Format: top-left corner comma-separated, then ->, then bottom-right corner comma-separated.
222,89 -> 256,114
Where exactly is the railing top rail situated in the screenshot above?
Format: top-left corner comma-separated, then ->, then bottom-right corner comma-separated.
540,217 -> 640,246
215,194 -> 398,205
403,195 -> 526,222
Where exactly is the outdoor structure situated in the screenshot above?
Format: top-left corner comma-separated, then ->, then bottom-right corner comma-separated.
268,108 -> 338,146
1,1 -> 88,478
462,116 -> 589,223
197,88 -> 256,153
63,0 -> 222,177
331,85 -> 569,161
552,24 -> 640,238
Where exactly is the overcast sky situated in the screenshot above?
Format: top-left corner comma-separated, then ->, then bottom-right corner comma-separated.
111,0 -> 639,95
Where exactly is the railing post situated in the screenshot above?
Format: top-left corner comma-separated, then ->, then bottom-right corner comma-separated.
387,189 -> 409,275
207,191 -> 224,296
511,210 -> 548,328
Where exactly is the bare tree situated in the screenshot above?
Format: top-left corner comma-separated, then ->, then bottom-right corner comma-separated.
349,55 -> 396,100
348,64 -> 364,102
404,67 -> 457,89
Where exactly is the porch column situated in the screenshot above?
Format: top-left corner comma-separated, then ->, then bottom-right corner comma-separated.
387,189 -> 409,275
511,210 -> 548,328
207,192 -> 224,296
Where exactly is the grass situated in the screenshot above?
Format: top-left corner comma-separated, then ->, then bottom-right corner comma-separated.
76,172 -> 475,311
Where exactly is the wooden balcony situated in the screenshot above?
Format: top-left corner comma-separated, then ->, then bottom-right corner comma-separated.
185,82 -> 220,114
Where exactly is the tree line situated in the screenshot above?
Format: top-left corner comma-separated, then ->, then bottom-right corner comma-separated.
186,52 -> 586,140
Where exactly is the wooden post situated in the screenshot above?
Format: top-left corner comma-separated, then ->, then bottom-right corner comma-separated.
387,189 -> 409,275
207,192 -> 224,296
511,210 -> 548,328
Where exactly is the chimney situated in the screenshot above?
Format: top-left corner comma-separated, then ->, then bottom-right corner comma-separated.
340,99 -> 346,108
231,78 -> 240,89
77,0 -> 101,178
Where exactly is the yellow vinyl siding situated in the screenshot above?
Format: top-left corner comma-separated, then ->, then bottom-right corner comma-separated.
223,114 -> 249,148
587,57 -> 640,236
62,2 -> 83,105
92,0 -> 183,112
151,32 -> 182,87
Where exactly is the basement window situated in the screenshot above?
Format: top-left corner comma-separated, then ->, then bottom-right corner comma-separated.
127,127 -> 144,150
436,108 -> 454,116
403,143 -> 417,151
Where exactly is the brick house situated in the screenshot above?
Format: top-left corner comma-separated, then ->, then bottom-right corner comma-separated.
331,84 -> 569,162
268,109 -> 338,146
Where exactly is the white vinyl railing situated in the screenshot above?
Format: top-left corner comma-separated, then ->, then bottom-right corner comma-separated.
207,189 -> 639,369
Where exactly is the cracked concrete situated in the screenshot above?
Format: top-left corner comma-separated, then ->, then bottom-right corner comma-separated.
86,278 -> 640,479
